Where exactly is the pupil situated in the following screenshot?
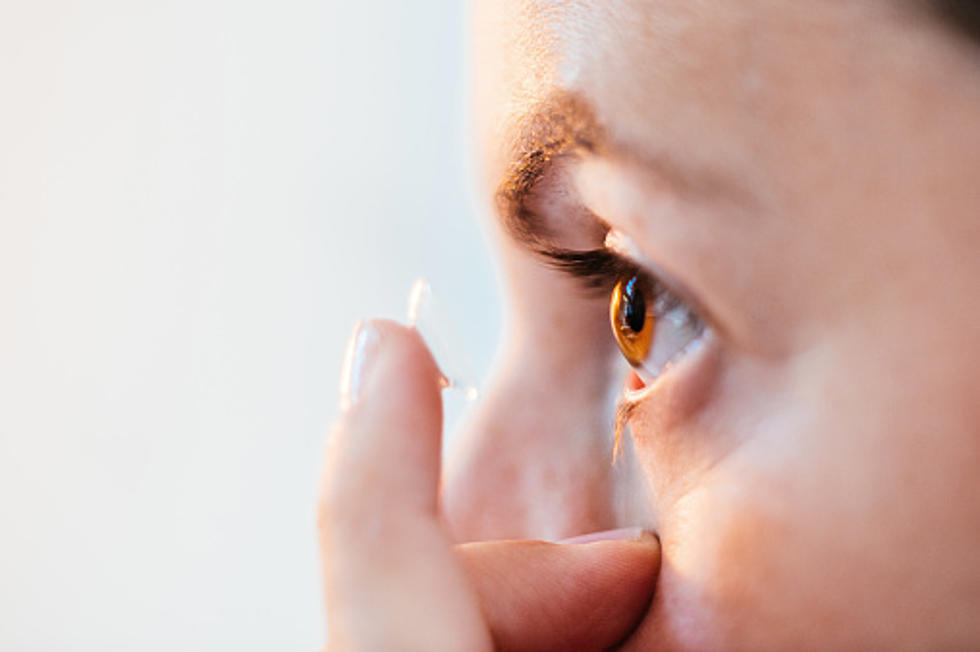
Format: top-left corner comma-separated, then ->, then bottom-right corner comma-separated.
624,276 -> 646,333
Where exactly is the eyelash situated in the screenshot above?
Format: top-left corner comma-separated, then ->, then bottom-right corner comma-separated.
538,246 -> 637,289
536,245 -> 679,310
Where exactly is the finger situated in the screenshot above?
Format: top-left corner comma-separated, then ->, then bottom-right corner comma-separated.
328,319 -> 445,514
319,319 -> 491,650
458,534 -> 661,652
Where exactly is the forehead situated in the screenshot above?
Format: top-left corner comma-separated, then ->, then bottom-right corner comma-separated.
472,0 -> 902,195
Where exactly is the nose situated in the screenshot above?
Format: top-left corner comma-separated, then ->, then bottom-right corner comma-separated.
441,336 -> 630,542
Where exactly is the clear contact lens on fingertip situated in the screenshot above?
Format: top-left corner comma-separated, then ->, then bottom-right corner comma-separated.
407,278 -> 479,402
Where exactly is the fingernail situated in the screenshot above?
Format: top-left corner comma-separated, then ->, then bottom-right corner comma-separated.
558,527 -> 646,544
339,321 -> 380,411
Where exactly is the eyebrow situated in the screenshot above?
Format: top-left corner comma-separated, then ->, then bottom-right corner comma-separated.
494,90 -> 744,254
494,91 -> 605,250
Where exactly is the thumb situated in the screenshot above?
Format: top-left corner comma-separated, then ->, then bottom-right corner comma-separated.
459,534 -> 660,652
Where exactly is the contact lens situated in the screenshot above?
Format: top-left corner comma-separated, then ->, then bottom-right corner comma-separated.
407,279 -> 479,401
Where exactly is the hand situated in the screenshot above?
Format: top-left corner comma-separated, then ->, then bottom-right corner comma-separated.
318,320 -> 660,651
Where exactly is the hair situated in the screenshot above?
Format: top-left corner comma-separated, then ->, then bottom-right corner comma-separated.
934,0 -> 980,43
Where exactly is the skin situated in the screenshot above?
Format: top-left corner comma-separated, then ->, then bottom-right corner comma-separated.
321,1 -> 980,649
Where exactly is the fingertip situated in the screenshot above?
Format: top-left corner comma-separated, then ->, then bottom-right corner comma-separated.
366,318 -> 442,379
569,534 -> 662,593
352,320 -> 445,465
323,318 -> 447,531
339,318 -> 443,414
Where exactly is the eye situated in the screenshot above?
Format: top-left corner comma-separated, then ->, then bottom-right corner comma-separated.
609,273 -> 706,382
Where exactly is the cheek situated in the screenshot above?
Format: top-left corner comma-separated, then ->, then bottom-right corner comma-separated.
625,360 -> 972,650
641,470 -> 829,649
622,358 -> 870,648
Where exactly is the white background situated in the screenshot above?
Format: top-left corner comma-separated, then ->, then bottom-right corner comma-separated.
0,1 -> 500,649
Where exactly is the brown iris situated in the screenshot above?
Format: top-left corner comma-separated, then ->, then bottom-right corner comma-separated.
609,275 -> 655,367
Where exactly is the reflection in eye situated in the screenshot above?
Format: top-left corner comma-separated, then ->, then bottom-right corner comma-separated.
609,272 -> 705,383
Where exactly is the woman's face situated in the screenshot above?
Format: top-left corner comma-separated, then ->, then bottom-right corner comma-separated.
444,0 -> 980,648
